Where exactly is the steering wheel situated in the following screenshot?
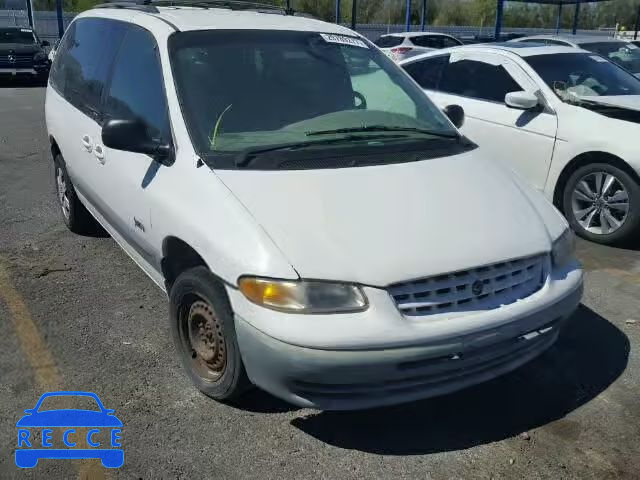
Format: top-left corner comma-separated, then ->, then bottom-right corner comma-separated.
354,91 -> 367,110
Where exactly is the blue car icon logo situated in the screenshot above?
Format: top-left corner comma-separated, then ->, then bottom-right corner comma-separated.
16,391 -> 123,468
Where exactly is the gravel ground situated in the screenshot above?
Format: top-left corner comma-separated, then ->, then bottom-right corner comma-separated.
1,82 -> 639,479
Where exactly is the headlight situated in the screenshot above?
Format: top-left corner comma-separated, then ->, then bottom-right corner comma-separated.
552,229 -> 575,267
238,277 -> 368,314
33,51 -> 46,62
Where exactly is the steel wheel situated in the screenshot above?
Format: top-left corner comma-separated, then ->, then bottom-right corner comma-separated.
55,165 -> 71,220
571,171 -> 629,235
180,298 -> 227,383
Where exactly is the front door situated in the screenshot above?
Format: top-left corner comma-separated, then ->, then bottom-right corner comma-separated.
408,52 -> 558,191
96,25 -> 173,275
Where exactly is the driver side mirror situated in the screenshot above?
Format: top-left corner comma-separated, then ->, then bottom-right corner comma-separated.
443,104 -> 465,128
102,118 -> 173,164
41,40 -> 50,47
505,91 -> 539,110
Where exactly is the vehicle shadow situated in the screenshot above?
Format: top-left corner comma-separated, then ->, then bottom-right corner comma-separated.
0,76 -> 46,88
290,305 -> 629,454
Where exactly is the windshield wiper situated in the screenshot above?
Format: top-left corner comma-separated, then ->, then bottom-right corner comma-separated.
234,134 -> 404,168
306,125 -> 459,139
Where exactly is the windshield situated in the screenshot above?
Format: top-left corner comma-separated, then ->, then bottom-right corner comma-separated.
526,52 -> 640,98
169,30 -> 458,167
579,41 -> 640,74
0,28 -> 36,44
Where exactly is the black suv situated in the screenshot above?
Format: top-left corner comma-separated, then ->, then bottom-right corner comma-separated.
0,26 -> 50,81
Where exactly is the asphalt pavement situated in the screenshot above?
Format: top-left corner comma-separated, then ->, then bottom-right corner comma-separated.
1,82 -> 639,479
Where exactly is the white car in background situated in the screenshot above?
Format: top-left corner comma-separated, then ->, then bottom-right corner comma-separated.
401,44 -> 640,245
511,35 -> 640,77
374,31 -> 463,62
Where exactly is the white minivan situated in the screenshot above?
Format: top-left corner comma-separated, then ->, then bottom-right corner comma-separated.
46,2 -> 583,410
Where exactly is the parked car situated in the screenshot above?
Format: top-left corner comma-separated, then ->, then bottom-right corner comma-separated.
46,3 -> 582,410
374,32 -> 463,62
0,26 -> 50,81
511,35 -> 640,77
401,43 -> 640,244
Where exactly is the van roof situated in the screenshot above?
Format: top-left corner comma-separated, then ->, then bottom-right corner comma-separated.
92,4 -> 356,35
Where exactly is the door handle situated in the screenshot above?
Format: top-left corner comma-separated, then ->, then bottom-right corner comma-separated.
81,135 -> 93,152
94,144 -> 105,164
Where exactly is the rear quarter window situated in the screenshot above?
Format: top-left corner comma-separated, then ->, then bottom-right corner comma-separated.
374,36 -> 404,48
49,17 -> 128,120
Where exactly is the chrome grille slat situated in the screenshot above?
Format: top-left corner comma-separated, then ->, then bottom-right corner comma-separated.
389,254 -> 546,317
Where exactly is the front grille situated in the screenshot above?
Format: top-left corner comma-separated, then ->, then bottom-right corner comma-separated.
389,254 -> 546,317
0,54 -> 34,68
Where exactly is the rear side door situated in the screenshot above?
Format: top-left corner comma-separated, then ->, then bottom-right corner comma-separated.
404,52 -> 558,191
96,25 -> 173,273
46,17 -> 128,206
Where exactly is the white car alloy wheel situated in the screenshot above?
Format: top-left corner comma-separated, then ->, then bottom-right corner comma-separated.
571,171 -> 629,235
56,165 -> 71,220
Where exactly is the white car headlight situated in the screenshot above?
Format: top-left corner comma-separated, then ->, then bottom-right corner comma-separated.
552,229 -> 575,268
238,277 -> 368,314
33,51 -> 46,62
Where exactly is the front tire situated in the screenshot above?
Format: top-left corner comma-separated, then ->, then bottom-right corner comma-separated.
562,162 -> 640,245
169,267 -> 250,401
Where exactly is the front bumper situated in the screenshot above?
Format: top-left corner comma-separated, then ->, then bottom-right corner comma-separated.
0,65 -> 48,76
234,264 -> 583,410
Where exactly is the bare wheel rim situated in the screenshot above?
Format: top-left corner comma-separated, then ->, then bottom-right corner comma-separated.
571,171 -> 629,235
55,166 -> 71,220
181,299 -> 227,382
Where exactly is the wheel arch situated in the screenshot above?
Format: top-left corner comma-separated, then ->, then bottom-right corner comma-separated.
161,236 -> 212,292
552,151 -> 640,212
49,135 -> 61,161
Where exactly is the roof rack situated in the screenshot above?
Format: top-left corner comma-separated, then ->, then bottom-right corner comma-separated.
93,0 -> 295,15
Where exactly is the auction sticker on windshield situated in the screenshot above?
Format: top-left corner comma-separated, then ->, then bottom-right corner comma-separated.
15,391 -> 123,469
320,33 -> 368,49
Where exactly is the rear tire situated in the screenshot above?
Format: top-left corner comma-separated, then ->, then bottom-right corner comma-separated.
54,155 -> 98,235
562,162 -> 640,246
169,266 -> 251,401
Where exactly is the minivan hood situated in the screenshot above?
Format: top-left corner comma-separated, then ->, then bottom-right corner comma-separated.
216,151 -> 560,286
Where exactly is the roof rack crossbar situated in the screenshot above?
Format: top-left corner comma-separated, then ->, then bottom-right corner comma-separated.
93,0 -> 294,15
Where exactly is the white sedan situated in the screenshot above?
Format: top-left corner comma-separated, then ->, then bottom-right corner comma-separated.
400,44 -> 640,245
374,32 -> 463,62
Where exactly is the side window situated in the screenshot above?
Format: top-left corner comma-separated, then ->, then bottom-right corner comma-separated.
375,36 -> 404,48
442,37 -> 462,48
49,21 -> 76,94
411,36 -> 443,49
104,26 -> 169,144
545,40 -> 571,46
440,57 -> 523,102
52,18 -> 127,118
403,55 -> 449,90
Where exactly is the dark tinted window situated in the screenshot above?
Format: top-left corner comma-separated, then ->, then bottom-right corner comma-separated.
105,26 -> 169,143
545,40 -> 571,46
403,55 -> 449,90
440,58 -> 522,102
374,36 -> 404,48
579,41 -> 640,74
0,28 -> 36,44
51,18 -> 127,118
411,35 -> 443,49
526,52 -> 640,96
442,36 -> 462,48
